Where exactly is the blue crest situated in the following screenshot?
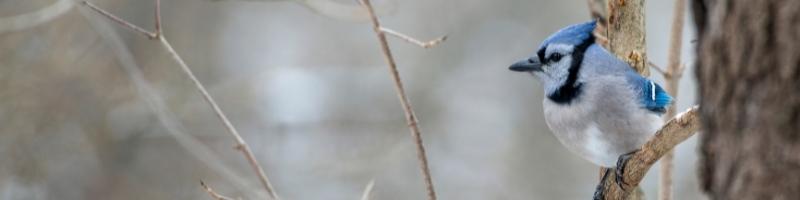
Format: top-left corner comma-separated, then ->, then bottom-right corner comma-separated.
540,21 -> 597,48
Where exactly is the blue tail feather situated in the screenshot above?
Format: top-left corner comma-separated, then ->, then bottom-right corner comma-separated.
639,79 -> 672,114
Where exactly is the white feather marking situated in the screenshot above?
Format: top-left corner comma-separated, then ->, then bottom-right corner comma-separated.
650,81 -> 656,101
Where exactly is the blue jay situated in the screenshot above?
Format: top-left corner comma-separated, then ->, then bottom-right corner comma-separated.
509,21 -> 671,178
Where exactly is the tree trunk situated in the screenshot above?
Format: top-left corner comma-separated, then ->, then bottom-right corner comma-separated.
692,0 -> 800,199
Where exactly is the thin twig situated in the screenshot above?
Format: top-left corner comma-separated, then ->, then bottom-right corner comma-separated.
81,1 -> 157,39
81,1 -> 279,199
201,181 -> 236,200
648,61 -> 669,77
378,27 -> 447,49
360,179 -> 375,200
158,35 -> 279,200
79,7 -> 266,196
155,0 -> 162,37
659,0 -> 686,199
358,0 -> 438,199
665,0 -> 686,117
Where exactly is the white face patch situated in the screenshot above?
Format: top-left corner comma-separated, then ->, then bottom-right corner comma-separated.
536,43 -> 576,95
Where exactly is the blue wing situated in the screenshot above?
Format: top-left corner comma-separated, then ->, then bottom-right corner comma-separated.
630,76 -> 672,114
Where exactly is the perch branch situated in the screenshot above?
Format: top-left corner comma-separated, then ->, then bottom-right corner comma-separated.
379,27 -> 447,49
81,1 -> 279,199
659,0 -> 686,199
359,0 -> 440,199
598,106 -> 700,200
201,181 -> 236,200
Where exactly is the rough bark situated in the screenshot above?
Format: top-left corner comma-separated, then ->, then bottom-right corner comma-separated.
605,0 -> 649,76
692,0 -> 800,199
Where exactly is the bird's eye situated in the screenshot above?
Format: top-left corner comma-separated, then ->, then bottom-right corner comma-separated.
549,53 -> 563,62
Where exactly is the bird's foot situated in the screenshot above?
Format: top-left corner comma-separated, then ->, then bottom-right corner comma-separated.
614,150 -> 638,191
592,168 -> 611,200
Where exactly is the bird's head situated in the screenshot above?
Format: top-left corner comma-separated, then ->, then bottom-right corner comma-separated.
509,21 -> 597,102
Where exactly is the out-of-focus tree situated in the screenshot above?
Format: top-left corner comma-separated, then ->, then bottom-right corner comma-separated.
693,0 -> 800,199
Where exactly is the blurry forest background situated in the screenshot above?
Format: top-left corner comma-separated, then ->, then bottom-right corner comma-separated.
0,0 -> 700,199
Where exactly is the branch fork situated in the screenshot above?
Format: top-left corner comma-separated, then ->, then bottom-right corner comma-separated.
81,1 -> 278,199
358,0 -> 446,199
378,27 -> 447,49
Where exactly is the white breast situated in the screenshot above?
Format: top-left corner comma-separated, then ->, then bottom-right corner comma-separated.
542,77 -> 662,167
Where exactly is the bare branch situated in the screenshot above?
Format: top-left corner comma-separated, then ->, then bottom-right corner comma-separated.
659,0 -> 687,199
78,7 -> 268,196
360,179 -> 375,200
155,0 -> 162,37
358,0 -> 440,199
81,1 -> 158,39
0,0 -> 74,33
157,35 -> 280,199
676,63 -> 686,78
81,1 -> 279,199
598,106 -> 700,200
378,27 -> 447,49
648,61 -> 669,77
201,181 -> 236,200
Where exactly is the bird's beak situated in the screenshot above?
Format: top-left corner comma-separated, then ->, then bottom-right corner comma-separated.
509,58 -> 542,72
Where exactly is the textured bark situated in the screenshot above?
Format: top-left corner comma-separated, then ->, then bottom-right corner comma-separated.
606,0 -> 649,76
692,0 -> 800,199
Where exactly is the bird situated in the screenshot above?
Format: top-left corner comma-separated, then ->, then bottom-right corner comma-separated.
508,21 -> 672,169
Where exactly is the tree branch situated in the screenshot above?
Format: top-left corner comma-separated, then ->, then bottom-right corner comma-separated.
659,0 -> 687,199
358,0 -> 440,199
599,106 -> 700,200
648,61 -> 668,77
606,0 -> 649,75
81,1 -> 279,199
81,1 -> 158,39
378,27 -> 447,49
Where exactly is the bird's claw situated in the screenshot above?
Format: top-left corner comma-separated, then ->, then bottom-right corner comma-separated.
592,168 -> 611,200
614,150 -> 638,191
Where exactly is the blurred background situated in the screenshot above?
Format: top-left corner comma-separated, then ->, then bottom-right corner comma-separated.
0,0 -> 701,199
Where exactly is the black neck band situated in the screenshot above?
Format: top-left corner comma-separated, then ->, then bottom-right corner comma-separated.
547,35 -> 595,104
